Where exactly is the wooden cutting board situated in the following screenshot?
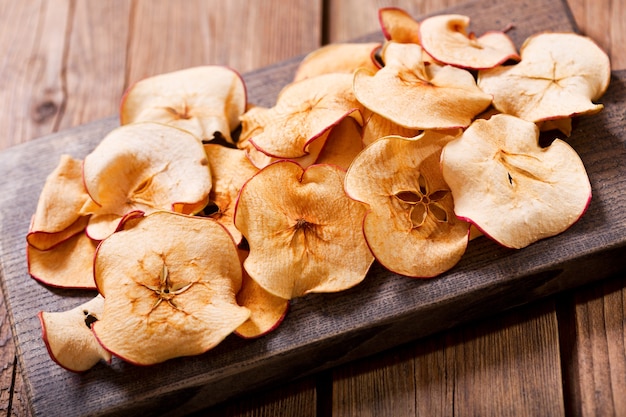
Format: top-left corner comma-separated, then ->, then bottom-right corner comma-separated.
1,0 -> 625,415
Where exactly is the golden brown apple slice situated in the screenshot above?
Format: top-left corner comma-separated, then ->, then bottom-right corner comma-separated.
27,155 -> 91,251
478,32 -> 611,123
80,122 -> 212,240
353,42 -> 492,130
362,111 -> 421,146
242,73 -> 364,159
235,250 -> 289,339
345,129 -> 469,278
418,14 -> 520,69
39,295 -> 111,372
202,144 -> 259,244
241,128 -> 333,170
28,231 -> 98,289
315,117 -> 364,169
234,161 -> 374,300
378,7 -> 421,44
440,114 -> 592,249
92,211 -> 249,366
293,42 -> 381,82
120,66 -> 247,144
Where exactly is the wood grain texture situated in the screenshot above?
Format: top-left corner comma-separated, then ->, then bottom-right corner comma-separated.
568,0 -> 626,70
558,275 -> 626,417
333,300 -> 564,417
126,0 -> 322,85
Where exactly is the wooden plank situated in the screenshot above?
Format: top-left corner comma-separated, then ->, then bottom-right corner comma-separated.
1,0 -> 625,416
0,0 -> 69,148
333,299 -> 564,416
558,275 -> 626,417
187,378 -> 318,417
568,0 -> 626,70
57,0 -> 131,130
125,0 -> 322,84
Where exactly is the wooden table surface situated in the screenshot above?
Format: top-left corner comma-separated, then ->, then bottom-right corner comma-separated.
1,0 -> 625,416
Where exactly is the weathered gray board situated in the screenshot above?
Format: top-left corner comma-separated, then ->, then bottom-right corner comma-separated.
1,0 -> 625,415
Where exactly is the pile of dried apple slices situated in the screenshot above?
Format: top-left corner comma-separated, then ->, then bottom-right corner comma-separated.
29,9 -> 610,372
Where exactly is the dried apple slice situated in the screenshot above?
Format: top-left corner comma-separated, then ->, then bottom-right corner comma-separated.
234,161 -> 374,300
120,66 -> 247,144
202,144 -> 259,244
315,117 -> 364,169
477,32 -> 611,123
235,250 -> 289,339
81,122 -> 212,240
419,14 -> 519,69
92,211 -> 249,366
27,155 -> 91,251
362,111 -> 421,146
241,128 -> 333,170
243,73 -> 364,159
39,295 -> 111,372
353,41 -> 492,130
345,129 -> 469,277
293,42 -> 381,82
379,7 -> 420,44
440,114 -> 592,249
28,231 -> 98,289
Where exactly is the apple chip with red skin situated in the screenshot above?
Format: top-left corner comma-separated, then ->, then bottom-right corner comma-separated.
477,32 -> 611,123
235,250 -> 289,339
203,143 -> 259,244
92,211 -> 249,366
379,7 -> 421,44
27,155 -> 90,251
120,66 -> 247,144
39,295 -> 111,372
345,129 -> 469,278
353,41 -> 492,130
315,117 -> 365,170
440,114 -> 592,249
362,111 -> 421,147
242,73 -> 364,159
80,122 -> 211,241
28,231 -> 98,289
234,161 -> 374,300
293,42 -> 381,82
419,14 -> 520,70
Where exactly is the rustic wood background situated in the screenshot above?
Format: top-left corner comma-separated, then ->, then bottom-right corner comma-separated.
1,0 -> 625,416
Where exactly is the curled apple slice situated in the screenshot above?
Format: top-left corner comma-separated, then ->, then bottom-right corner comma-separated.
27,155 -> 90,251
28,231 -> 98,289
293,42 -> 381,82
362,111 -> 421,147
39,295 -> 111,372
242,73 -> 364,159
234,161 -> 374,300
202,144 -> 259,244
315,117 -> 364,169
92,211 -> 249,366
478,32 -> 611,123
440,114 -> 592,249
235,250 -> 289,339
120,66 -> 247,144
379,7 -> 420,44
345,129 -> 469,277
81,122 -> 211,240
419,14 -> 520,69
353,42 -> 492,130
